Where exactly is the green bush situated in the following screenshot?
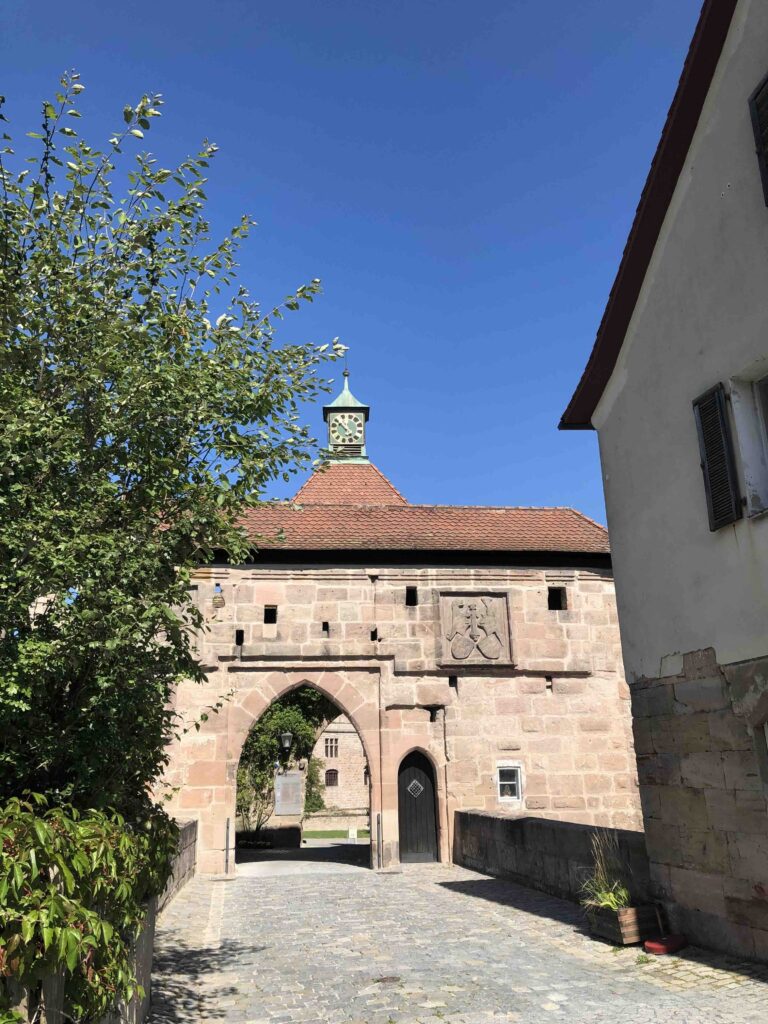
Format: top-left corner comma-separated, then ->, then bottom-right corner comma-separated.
0,796 -> 177,1022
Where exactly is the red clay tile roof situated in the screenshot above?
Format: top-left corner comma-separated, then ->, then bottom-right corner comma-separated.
293,462 -> 407,505
240,461 -> 608,553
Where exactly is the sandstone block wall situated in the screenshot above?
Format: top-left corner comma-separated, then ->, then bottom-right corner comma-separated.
453,811 -> 650,904
633,647 -> 768,960
165,564 -> 641,874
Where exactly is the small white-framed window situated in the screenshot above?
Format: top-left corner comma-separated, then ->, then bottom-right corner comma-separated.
496,761 -> 523,804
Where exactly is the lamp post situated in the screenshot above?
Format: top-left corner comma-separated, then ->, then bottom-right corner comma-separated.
278,731 -> 293,773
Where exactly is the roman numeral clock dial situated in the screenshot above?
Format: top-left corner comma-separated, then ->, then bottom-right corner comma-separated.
330,413 -> 364,445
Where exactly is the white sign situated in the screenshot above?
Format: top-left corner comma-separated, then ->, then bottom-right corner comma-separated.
274,770 -> 303,816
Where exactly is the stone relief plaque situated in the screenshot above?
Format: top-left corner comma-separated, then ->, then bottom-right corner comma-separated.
438,592 -> 512,666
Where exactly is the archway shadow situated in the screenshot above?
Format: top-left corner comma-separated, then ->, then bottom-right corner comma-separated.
236,838 -> 371,872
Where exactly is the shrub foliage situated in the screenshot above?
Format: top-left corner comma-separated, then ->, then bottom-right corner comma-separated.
0,72 -> 334,1017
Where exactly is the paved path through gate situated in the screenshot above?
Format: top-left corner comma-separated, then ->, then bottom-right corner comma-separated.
149,862 -> 768,1024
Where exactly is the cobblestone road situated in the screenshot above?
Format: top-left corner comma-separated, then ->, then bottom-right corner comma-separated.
149,862 -> 768,1024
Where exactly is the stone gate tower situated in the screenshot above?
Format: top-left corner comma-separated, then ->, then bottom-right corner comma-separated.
164,374 -> 640,874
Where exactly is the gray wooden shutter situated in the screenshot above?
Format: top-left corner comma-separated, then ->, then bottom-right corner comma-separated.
692,383 -> 742,531
749,73 -> 768,206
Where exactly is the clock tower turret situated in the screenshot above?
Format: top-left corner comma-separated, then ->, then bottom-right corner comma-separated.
323,370 -> 370,461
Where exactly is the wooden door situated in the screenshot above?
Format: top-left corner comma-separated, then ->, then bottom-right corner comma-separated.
398,751 -> 438,863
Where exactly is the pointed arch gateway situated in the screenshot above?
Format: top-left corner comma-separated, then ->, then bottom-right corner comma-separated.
190,668 -> 383,875
234,681 -> 371,869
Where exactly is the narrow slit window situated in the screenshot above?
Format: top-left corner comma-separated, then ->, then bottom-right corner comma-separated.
264,605 -> 278,624
234,629 -> 244,646
370,627 -> 378,642
448,675 -> 458,689
547,587 -> 566,611
405,586 -> 418,607
321,621 -> 330,638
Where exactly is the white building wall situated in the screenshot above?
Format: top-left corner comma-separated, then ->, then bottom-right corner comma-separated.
593,0 -> 768,680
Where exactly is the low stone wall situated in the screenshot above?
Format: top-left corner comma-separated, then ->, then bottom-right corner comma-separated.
157,819 -> 198,914
305,808 -> 369,832
453,812 -> 651,904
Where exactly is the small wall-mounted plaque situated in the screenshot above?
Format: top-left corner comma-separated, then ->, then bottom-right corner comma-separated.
437,592 -> 513,666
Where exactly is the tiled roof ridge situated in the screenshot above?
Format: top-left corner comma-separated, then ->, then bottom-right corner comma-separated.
290,500 -> 604,518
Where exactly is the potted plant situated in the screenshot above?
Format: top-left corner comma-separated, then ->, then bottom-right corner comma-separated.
580,829 -> 659,946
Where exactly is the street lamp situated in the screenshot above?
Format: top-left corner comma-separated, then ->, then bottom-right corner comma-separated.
279,731 -> 293,752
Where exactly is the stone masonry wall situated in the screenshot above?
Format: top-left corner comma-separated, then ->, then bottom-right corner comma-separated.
453,811 -> 650,904
633,647 -> 768,960
165,564 -> 641,873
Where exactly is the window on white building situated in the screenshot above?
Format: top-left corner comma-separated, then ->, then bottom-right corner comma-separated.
496,763 -> 522,803
324,737 -> 338,758
723,373 -> 768,519
325,769 -> 338,787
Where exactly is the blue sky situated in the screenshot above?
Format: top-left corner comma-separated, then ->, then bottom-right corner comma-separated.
2,0 -> 701,522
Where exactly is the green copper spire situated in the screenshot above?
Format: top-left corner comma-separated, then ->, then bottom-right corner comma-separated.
323,370 -> 370,461
323,370 -> 370,417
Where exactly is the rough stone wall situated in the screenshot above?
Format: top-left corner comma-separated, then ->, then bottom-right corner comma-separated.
453,811 -> 650,904
313,715 -> 369,812
633,647 -> 768,960
165,564 -> 640,873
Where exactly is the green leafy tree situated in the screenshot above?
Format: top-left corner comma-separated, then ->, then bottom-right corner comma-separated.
236,686 -> 337,833
0,73 -> 336,815
303,756 -> 325,814
0,73 -> 336,1018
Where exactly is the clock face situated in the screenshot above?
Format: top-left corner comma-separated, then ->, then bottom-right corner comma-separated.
330,412 -> 364,445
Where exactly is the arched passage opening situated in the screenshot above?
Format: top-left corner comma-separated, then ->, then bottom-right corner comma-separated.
235,683 -> 372,873
398,749 -> 438,863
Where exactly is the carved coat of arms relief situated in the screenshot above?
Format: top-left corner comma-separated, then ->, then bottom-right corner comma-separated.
438,593 -> 512,666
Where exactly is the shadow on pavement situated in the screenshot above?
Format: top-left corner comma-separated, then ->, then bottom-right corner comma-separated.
236,838 -> 371,869
148,938 -> 267,1022
437,876 -> 589,933
439,877 -> 768,986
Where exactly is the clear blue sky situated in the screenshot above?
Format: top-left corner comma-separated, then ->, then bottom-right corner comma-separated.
2,0 -> 701,522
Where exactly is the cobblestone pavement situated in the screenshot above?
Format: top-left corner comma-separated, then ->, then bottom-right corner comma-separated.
149,863 -> 768,1024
